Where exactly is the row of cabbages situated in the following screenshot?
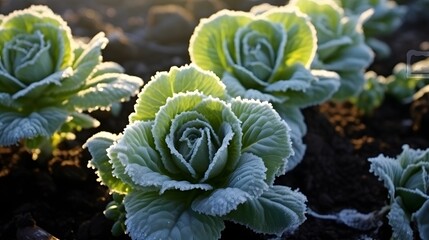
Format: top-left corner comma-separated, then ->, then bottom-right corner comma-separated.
0,0 -> 427,239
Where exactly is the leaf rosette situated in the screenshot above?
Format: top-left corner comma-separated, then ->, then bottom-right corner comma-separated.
0,5 -> 143,148
85,65 -> 307,240
369,145 -> 429,240
334,0 -> 407,59
290,0 -> 374,100
189,6 -> 340,170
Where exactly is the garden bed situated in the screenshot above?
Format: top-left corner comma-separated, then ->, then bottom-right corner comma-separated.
0,0 -> 428,239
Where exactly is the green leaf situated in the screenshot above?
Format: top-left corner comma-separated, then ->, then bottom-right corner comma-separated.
0,63 -> 25,93
124,190 -> 225,240
126,164 -> 213,194
52,33 -> 108,95
0,107 -> 67,146
396,187 -> 428,213
280,69 -> 340,108
130,64 -> 226,122
321,43 -> 373,72
63,112 -> 100,131
107,121 -> 164,187
89,61 -> 125,79
398,144 -> 429,168
226,185 -> 307,235
413,200 -> 429,240
388,198 -> 414,240
192,153 -> 268,216
189,10 -> 252,77
369,154 -> 403,200
192,188 -> 251,217
273,105 -> 307,172
263,6 -> 317,69
231,98 -> 291,184
227,153 -> 268,197
12,68 -> 72,100
0,93 -> 16,108
67,73 -> 142,111
332,70 -> 365,100
222,72 -> 286,103
85,132 -> 130,194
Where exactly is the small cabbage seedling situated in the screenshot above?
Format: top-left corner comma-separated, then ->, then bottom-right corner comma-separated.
334,0 -> 407,58
385,59 -> 429,103
290,0 -> 374,100
369,145 -> 429,240
189,6 -> 340,170
85,65 -> 307,240
351,71 -> 387,115
0,5 -> 143,154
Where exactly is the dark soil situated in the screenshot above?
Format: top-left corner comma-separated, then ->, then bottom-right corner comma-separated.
1,0 -> 429,240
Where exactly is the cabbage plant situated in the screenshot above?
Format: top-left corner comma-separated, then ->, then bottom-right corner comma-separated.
189,6 -> 340,170
334,0 -> 406,58
351,71 -> 386,115
369,145 -> 429,240
0,5 -> 143,152
290,0 -> 374,100
85,65 -> 307,240
385,60 -> 429,103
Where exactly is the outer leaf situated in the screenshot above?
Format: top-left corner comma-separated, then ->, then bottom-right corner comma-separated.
263,6 -> 317,69
67,73 -> 143,111
278,69 -> 340,108
189,10 -> 253,77
85,132 -> 129,194
88,61 -> 125,79
52,33 -> 108,95
231,98 -> 291,183
274,105 -> 306,172
191,153 -> 268,216
388,198 -> 414,240
398,144 -> 429,168
108,121 -> 164,187
125,163 -> 213,194
226,185 -> 307,236
413,200 -> 429,240
130,64 -> 226,122
333,70 -> 365,99
12,69 -> 72,100
124,190 -> 225,240
62,112 -> 100,131
222,72 -> 286,103
0,107 -> 67,146
369,154 -> 404,200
